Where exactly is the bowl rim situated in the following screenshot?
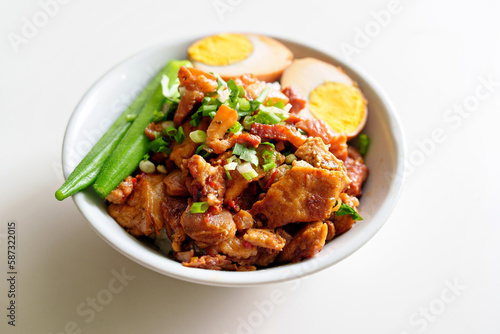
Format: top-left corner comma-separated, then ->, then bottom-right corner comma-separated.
63,34 -> 406,287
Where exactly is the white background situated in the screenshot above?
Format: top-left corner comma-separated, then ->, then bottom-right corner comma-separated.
1,0 -> 499,333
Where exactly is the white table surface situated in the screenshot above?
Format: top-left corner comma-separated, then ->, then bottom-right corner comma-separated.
1,0 -> 499,333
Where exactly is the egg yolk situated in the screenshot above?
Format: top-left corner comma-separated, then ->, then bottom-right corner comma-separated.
188,33 -> 254,66
309,82 -> 366,135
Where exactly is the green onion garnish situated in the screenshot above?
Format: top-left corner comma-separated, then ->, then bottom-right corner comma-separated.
285,154 -> 297,164
189,130 -> 207,143
335,203 -> 363,221
191,202 -> 209,213
237,162 -> 258,180
358,134 -> 370,157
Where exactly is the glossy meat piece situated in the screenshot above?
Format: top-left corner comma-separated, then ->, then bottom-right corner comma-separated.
161,196 -> 188,252
207,105 -> 239,154
281,86 -> 306,114
250,123 -> 306,148
277,222 -> 328,263
174,67 -> 217,126
145,122 -> 164,141
180,204 -> 236,244
295,137 -> 342,171
243,229 -> 286,250
187,154 -> 226,206
106,176 -> 135,204
295,118 -> 348,161
163,169 -> 190,197
214,236 -> 258,259
233,210 -> 254,230
181,254 -> 235,270
344,147 -> 369,197
108,173 -> 165,236
325,220 -> 336,241
250,161 -> 349,228
234,73 -> 289,105
169,117 -> 209,168
330,193 -> 360,235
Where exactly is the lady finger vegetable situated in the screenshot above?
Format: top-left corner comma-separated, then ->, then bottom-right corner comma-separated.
55,60 -> 191,200
93,60 -> 190,198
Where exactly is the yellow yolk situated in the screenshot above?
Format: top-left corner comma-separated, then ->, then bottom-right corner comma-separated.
188,33 -> 254,66
309,82 -> 366,135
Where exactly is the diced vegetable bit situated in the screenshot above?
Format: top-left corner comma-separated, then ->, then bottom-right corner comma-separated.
285,153 -> 297,164
224,162 -> 238,170
152,110 -> 167,123
195,144 -> 212,159
233,143 -> 259,166
261,146 -> 276,172
237,162 -> 258,180
358,133 -> 370,157
297,128 -> 308,136
189,130 -> 207,143
250,86 -> 270,111
148,136 -> 171,154
161,120 -> 175,129
139,160 -> 156,173
161,74 -> 181,101
191,201 -> 209,213
56,59 -> 191,201
225,170 -> 232,180
335,203 -> 363,221
165,126 -> 186,144
157,165 -> 168,174
229,121 -> 243,135
126,114 -> 137,122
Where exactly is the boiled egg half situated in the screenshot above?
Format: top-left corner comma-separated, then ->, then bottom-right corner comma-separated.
281,58 -> 367,138
188,33 -> 293,82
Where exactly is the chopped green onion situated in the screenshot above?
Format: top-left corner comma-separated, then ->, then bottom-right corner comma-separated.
254,87 -> 269,105
165,126 -> 177,136
152,110 -> 166,123
243,116 -> 255,130
297,128 -> 308,136
148,137 -> 171,154
126,114 -> 137,122
229,121 -> 243,134
224,162 -> 238,170
274,101 -> 285,109
225,170 -> 232,180
175,126 -> 185,144
191,202 -> 209,213
237,162 -> 258,180
238,86 -> 246,97
238,98 -> 250,111
233,143 -> 259,166
262,161 -> 276,172
261,142 -> 275,150
285,154 -> 297,164
189,130 -> 207,143
358,134 -> 370,157
195,144 -> 212,158
335,203 -> 363,221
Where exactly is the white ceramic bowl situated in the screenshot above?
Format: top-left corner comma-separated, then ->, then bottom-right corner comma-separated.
62,35 -> 405,287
